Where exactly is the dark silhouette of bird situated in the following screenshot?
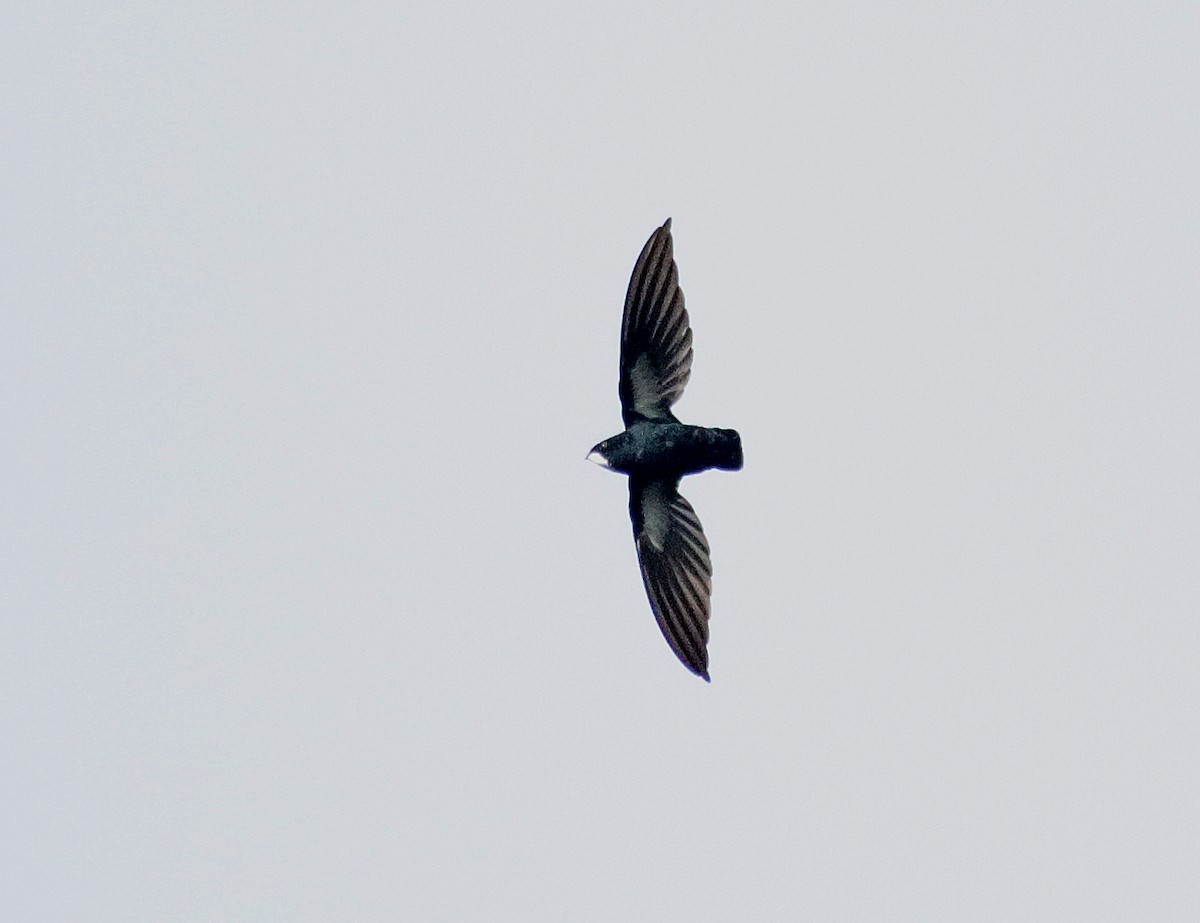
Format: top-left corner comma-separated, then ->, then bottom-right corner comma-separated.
587,219 -> 742,681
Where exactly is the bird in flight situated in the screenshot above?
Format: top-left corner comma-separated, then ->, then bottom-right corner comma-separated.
587,219 -> 742,681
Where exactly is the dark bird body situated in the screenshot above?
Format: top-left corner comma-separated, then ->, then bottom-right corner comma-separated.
588,219 -> 742,681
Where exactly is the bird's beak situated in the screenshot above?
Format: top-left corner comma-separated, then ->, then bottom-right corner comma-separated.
586,448 -> 611,469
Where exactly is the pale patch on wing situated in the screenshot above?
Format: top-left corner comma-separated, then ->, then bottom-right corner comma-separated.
629,477 -> 714,680
637,478 -> 674,551
619,220 -> 695,426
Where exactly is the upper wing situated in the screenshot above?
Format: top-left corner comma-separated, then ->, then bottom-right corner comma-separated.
619,219 -> 694,426
629,476 -> 713,680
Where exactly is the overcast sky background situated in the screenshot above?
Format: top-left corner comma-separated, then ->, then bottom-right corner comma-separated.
4,3 -> 1199,920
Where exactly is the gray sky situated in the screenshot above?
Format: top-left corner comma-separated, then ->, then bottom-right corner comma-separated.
4,2 -> 1199,919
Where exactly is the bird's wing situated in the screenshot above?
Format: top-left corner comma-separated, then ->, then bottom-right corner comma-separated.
619,219 -> 694,427
629,476 -> 713,680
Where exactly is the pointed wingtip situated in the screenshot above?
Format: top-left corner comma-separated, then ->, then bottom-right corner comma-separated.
700,671 -> 711,683
663,217 -> 672,231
